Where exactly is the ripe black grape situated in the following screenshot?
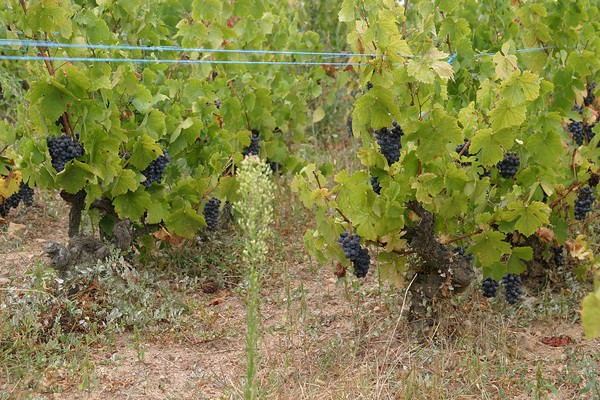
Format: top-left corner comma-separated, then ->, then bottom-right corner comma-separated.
497,152 -> 520,178
574,186 -> 595,220
454,246 -> 474,261
584,123 -> 596,143
584,82 -> 596,106
375,121 -> 403,166
455,139 -> 475,166
55,116 -> 66,133
141,149 -> 170,188
346,115 -> 353,137
0,181 -> 34,217
502,274 -> 522,304
370,175 -> 381,195
589,173 -> 599,188
46,134 -> 84,172
338,232 -> 370,278
365,81 -> 373,91
551,245 -> 564,266
478,167 -> 491,180
568,120 -> 584,146
242,129 -> 260,157
203,197 -> 221,231
482,277 -> 499,298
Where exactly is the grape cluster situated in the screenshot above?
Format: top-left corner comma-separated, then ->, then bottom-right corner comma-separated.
478,167 -> 491,180
482,277 -> 499,298
365,82 -> 373,91
268,160 -> 283,175
142,150 -> 170,188
584,82 -> 596,106
572,103 -> 583,114
375,121 -> 403,166
454,246 -> 474,261
370,175 -> 381,195
46,134 -> 85,172
0,181 -> 34,217
584,123 -> 596,143
455,139 -> 475,166
337,232 -> 370,278
55,115 -> 66,133
574,186 -> 595,220
346,115 -> 353,137
502,274 -> 522,304
242,130 -> 260,157
589,173 -> 599,188
551,245 -> 564,266
568,120 -> 585,146
497,152 -> 520,178
203,197 -> 221,231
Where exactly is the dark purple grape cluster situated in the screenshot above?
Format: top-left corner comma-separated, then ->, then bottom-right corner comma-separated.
584,82 -> 596,106
551,245 -> 564,266
455,139 -> 474,166
478,167 -> 491,180
454,246 -> 473,261
141,150 -> 170,188
365,82 -> 373,91
346,115 -> 353,137
370,175 -> 381,195
242,130 -> 260,157
55,115 -> 66,133
572,103 -> 583,114
268,160 -> 283,175
337,232 -> 370,278
574,186 -> 595,220
0,181 -> 34,217
589,173 -> 599,188
568,120 -> 585,146
46,134 -> 84,172
502,274 -> 522,304
482,277 -> 499,298
203,197 -> 221,231
497,152 -> 520,178
375,121 -> 403,166
584,123 -> 596,143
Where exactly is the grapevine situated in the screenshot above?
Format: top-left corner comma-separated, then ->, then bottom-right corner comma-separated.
482,277 -> 499,299
46,135 -> 84,173
496,153 -> 520,179
502,274 -> 522,304
203,197 -> 221,232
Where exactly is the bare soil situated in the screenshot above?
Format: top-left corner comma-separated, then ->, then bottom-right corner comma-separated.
1,193 -> 599,400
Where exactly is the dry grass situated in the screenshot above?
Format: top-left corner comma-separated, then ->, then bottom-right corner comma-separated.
1,173 -> 599,400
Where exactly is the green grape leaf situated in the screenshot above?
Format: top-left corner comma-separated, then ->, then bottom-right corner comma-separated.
470,231 -> 512,267
502,201 -> 550,236
129,135 -> 164,170
411,106 -> 462,160
165,205 -> 206,239
470,128 -> 516,166
110,169 -> 139,197
192,0 -> 222,21
506,246 -> 533,274
339,0 -> 355,22
113,188 -> 153,221
147,198 -> 171,224
489,99 -> 526,131
56,161 -> 95,194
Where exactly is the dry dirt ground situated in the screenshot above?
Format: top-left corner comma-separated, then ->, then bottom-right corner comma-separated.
1,193 -> 599,399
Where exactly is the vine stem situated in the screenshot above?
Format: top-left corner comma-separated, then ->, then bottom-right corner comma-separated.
444,228 -> 484,245
312,170 -> 351,224
569,213 -> 600,227
549,181 -> 579,210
